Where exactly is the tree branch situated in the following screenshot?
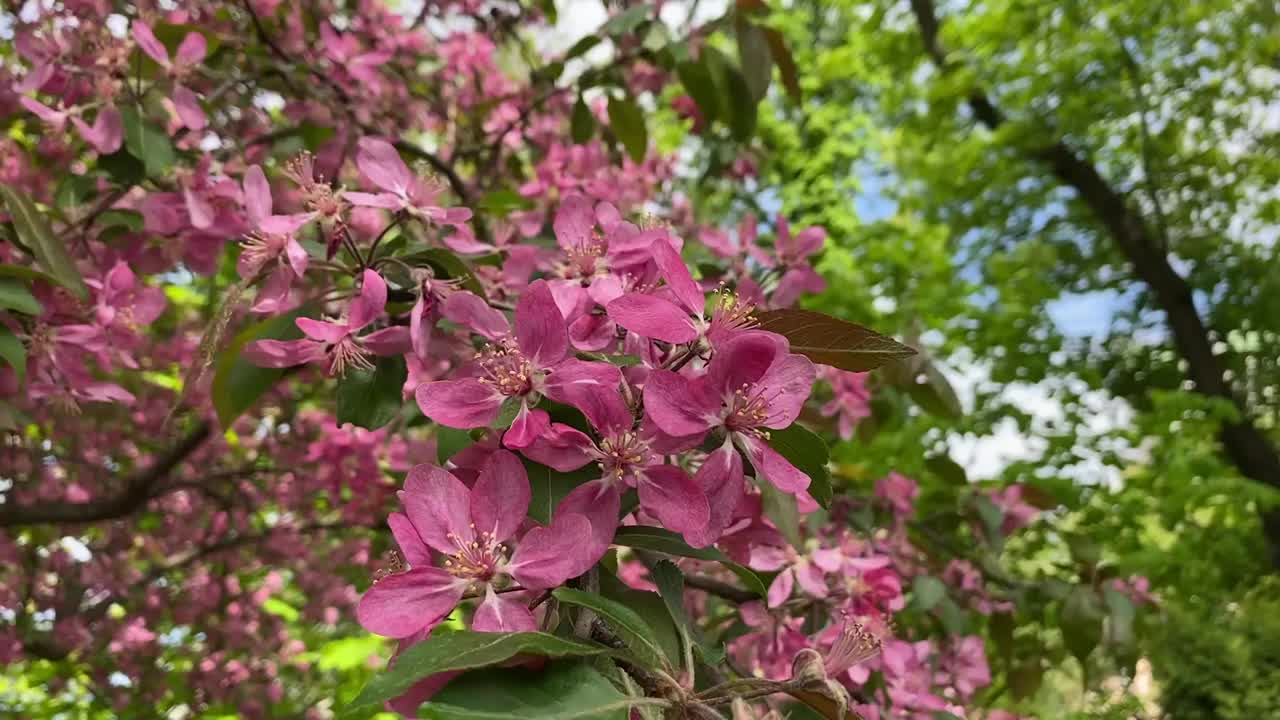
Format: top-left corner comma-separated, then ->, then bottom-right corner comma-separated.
0,421 -> 212,528
907,0 -> 1280,565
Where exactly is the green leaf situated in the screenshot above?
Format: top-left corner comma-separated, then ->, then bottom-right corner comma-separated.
571,96 -> 595,144
904,359 -> 963,420
611,526 -> 767,597
766,424 -> 831,507
1103,588 -> 1136,648
526,462 -> 595,525
336,354 -> 407,430
403,247 -> 484,295
576,352 -> 641,367
925,454 -> 967,486
436,427 -> 476,463
552,588 -> 671,671
0,264 -> 58,285
736,18 -> 773,103
650,560 -> 691,630
119,105 -> 176,177
601,6 -> 649,36
423,661 -> 643,720
607,96 -> 647,164
762,28 -> 800,103
1009,660 -> 1043,700
676,58 -> 722,124
596,570 -> 684,669
478,189 -> 536,216
261,597 -> 299,622
0,279 -> 42,316
565,36 -> 602,60
342,631 -> 612,717
210,307 -> 308,427
704,47 -> 757,141
973,495 -> 1005,548
98,148 -> 146,187
754,309 -> 917,372
317,635 -> 386,672
0,186 -> 89,300
494,396 -> 522,429
759,481 -> 803,549
1061,587 -> 1105,666
0,327 -> 27,384
911,575 -> 947,612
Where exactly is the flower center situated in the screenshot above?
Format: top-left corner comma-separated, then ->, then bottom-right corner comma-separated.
824,612 -> 882,675
240,232 -> 288,275
559,233 -> 608,279
725,383 -> 770,432
476,342 -> 535,397
442,528 -> 508,582
597,431 -> 650,480
708,288 -> 757,334
329,336 -> 373,376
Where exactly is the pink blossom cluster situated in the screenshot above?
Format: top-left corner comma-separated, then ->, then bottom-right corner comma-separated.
0,1 -> 1026,718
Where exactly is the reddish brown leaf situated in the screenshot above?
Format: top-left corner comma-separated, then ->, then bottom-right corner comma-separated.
754,309 -> 916,371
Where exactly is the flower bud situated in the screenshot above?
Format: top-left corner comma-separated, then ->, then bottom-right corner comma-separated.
790,648 -> 829,688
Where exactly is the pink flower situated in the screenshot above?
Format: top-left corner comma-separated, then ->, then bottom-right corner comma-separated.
415,279 -> 621,450
238,165 -> 312,313
749,216 -> 826,308
520,387 -> 710,549
356,451 -> 595,638
606,238 -> 757,347
133,23 -> 208,131
346,138 -> 472,226
644,332 -> 817,542
749,543 -> 838,608
728,602 -> 809,680
945,635 -> 992,698
819,367 -> 871,440
987,484 -> 1039,534
876,472 -> 919,518
245,269 -> 409,375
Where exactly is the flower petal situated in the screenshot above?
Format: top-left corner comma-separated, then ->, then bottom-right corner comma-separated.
470,450 -> 531,542
553,479 -> 620,577
767,567 -> 794,608
683,442 -> 744,547
357,569 -> 465,639
442,291 -> 509,341
521,423 -> 596,472
243,338 -> 323,368
515,280 -> 569,367
348,269 -> 387,331
553,194 -> 594,251
509,513 -> 594,589
706,332 -> 783,397
388,511 -> 432,567
345,191 -> 403,209
173,85 -> 206,131
400,464 -> 474,553
362,326 -> 412,356
357,137 -> 414,196
296,317 -> 350,343
607,293 -> 698,344
243,165 -> 272,226
472,586 -> 538,632
642,370 -> 715,438
416,379 -> 504,429
175,31 -> 208,66
756,353 -> 816,429
651,238 -> 703,314
503,404 -> 550,450
132,22 -> 170,66
738,433 -> 811,493
637,464 -> 709,536
543,359 -> 624,430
